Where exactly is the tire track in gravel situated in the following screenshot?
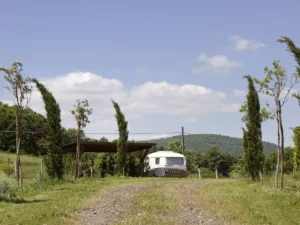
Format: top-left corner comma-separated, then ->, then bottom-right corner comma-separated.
78,180 -> 227,225
79,185 -> 147,225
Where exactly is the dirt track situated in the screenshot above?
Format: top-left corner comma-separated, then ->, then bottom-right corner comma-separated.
78,180 -> 226,225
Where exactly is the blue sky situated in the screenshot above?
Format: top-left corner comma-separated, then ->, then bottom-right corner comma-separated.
1,1 -> 300,147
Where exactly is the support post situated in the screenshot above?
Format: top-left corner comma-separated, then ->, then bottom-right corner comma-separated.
259,170 -> 263,185
181,126 -> 184,155
215,169 -> 219,179
198,168 -> 201,179
140,150 -> 143,177
140,148 -> 150,177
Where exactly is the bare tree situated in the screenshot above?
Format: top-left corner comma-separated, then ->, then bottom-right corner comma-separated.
71,99 -> 92,179
254,60 -> 299,190
0,61 -> 32,186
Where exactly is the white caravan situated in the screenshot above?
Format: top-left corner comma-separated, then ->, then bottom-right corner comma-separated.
144,151 -> 187,177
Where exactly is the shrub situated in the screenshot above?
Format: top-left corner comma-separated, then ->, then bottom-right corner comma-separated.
0,172 -> 18,201
0,162 -> 14,176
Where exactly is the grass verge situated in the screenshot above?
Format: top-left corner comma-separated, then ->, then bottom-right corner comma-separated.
194,176 -> 300,225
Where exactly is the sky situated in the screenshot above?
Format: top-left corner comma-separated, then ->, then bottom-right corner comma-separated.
1,0 -> 300,146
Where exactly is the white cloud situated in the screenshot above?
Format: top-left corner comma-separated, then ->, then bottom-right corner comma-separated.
0,100 -> 14,105
192,53 -> 243,74
230,36 -> 266,52
2,72 -> 241,138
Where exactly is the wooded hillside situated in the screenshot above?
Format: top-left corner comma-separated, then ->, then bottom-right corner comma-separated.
149,134 -> 277,156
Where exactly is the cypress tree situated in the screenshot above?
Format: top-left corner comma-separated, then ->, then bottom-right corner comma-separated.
111,99 -> 128,175
242,128 -> 249,174
32,78 -> 64,179
292,127 -> 300,171
244,75 -> 264,181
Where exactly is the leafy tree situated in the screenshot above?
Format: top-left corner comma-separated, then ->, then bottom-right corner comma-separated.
111,99 -> 128,175
242,75 -> 264,181
264,152 -> 277,176
284,146 -> 294,173
0,62 -> 32,186
277,37 -> 300,75
62,128 -> 78,145
278,37 -> 300,173
203,145 -> 237,177
98,154 -> 108,178
166,140 -> 182,153
264,147 -> 294,176
128,153 -> 140,177
0,102 -> 48,155
254,61 -> 299,190
292,127 -> 300,171
184,149 -> 201,173
32,78 -> 64,179
71,99 -> 92,179
99,136 -> 109,142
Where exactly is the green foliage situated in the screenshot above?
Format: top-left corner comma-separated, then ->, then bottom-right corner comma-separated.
284,146 -> 294,173
151,134 -> 276,156
263,147 -> 295,175
278,37 -> 300,101
199,145 -> 237,177
32,79 -> 64,179
239,101 -> 273,122
0,101 -> 49,155
0,172 -> 18,201
0,61 -> 32,109
292,127 -> 300,170
111,99 -> 128,174
254,60 -> 299,100
278,36 -> 300,76
128,153 -> 140,177
0,161 -> 14,176
71,99 -> 92,178
70,99 -> 93,130
165,140 -> 182,153
62,128 -> 77,145
264,152 -> 277,176
243,75 -> 264,181
80,152 -> 96,176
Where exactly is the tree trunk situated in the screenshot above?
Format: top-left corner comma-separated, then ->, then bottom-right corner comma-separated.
275,101 -> 280,190
278,102 -> 284,190
19,161 -> 23,187
259,170 -> 263,185
15,108 -> 23,186
75,126 -> 80,179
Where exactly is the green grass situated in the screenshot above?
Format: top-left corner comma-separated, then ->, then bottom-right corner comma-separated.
0,177 -> 145,225
0,151 -> 41,180
1,151 -> 300,225
193,176 -> 300,225
114,179 -> 180,225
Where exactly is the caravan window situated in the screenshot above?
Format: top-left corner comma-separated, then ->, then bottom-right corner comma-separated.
166,157 -> 184,165
155,158 -> 160,165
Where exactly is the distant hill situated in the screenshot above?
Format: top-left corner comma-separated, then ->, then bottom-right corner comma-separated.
148,134 -> 277,156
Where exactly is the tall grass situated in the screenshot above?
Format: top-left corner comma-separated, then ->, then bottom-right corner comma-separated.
0,172 -> 18,201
